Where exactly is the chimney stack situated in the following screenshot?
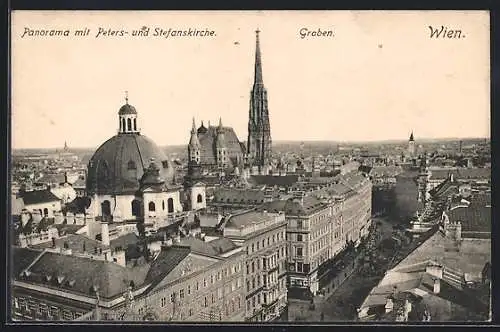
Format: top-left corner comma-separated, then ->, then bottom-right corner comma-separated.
433,278 -> 441,294
101,222 -> 110,246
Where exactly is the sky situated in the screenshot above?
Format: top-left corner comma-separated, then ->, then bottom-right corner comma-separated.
11,11 -> 490,149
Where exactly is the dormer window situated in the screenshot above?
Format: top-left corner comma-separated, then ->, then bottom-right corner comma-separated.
162,161 -> 169,168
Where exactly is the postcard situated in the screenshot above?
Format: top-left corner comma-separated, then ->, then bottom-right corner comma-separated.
10,10 -> 491,323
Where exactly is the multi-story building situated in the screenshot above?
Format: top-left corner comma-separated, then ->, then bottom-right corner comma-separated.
221,210 -> 288,322
261,170 -> 372,296
11,236 -> 246,322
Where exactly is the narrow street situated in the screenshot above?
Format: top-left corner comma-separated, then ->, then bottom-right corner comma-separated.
285,216 -> 402,322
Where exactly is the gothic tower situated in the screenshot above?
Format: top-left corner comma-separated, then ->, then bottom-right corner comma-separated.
247,29 -> 272,168
216,118 -> 227,169
188,117 -> 201,164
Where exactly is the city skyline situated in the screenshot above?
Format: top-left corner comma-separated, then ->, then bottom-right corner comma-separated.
12,11 -> 490,149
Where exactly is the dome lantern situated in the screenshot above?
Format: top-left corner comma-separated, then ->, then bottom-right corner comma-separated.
118,91 -> 140,134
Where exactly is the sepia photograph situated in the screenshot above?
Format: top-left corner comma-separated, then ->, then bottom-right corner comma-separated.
9,10 -> 491,323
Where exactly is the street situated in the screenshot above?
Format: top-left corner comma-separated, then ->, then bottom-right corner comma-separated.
286,216 -> 401,322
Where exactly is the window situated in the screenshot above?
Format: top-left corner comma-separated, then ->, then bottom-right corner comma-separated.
189,309 -> 194,317
251,262 -> 255,273
148,201 -> 156,212
297,220 -> 303,229
246,264 -> 250,274
180,289 -> 185,299
204,297 -> 208,307
127,160 -> 136,170
162,200 -> 165,210
203,278 -> 207,287
197,194 -> 203,203
211,275 -> 214,284
247,281 -> 251,291
297,234 -> 303,242
171,292 -> 176,303
252,243 -> 255,252
263,258 -> 267,269
262,239 -> 265,248
167,198 -> 174,213
196,281 -> 199,290
211,294 -> 215,303
297,262 -> 303,272
187,285 -> 191,295
296,247 -> 303,257
161,297 -> 166,307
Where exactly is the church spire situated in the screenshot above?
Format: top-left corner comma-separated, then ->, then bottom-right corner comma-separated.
254,29 -> 263,85
191,117 -> 197,134
409,131 -> 414,141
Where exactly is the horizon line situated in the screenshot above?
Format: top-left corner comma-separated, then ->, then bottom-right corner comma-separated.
12,136 -> 490,151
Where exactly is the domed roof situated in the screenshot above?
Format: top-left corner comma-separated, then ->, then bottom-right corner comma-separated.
118,103 -> 137,115
86,134 -> 174,195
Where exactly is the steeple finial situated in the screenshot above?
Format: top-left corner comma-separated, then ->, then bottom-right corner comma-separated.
254,29 -> 263,85
125,91 -> 129,104
218,117 -> 223,128
409,131 -> 414,141
192,117 -> 196,131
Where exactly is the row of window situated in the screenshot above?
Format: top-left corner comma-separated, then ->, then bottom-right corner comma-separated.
246,280 -> 286,312
246,246 -> 285,275
159,273 -> 243,309
13,297 -> 83,321
247,230 -> 286,255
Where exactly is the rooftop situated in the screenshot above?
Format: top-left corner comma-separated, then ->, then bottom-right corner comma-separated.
225,210 -> 282,228
20,189 -> 61,205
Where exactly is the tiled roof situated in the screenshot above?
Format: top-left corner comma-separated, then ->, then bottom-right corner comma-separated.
429,178 -> 459,198
207,237 -> 239,254
178,237 -> 219,256
109,233 -> 139,252
370,166 -> 402,178
260,196 -> 329,217
22,251 -> 150,299
12,247 -> 43,277
197,126 -> 244,167
225,210 -> 283,228
447,206 -> 491,233
429,168 -> 491,181
213,187 -> 266,204
21,189 -> 61,205
35,173 -> 66,185
144,246 -> 191,285
32,234 -> 107,253
249,175 -> 299,187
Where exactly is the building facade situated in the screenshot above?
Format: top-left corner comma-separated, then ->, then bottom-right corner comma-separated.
222,210 -> 288,322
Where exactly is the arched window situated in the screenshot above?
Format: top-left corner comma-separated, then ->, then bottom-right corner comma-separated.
148,202 -> 156,212
133,118 -> 137,131
167,198 -> 174,213
43,208 -> 48,216
101,200 -> 111,217
127,160 -> 136,170
131,200 -> 141,217
197,194 -> 203,203
127,118 -> 132,131
162,200 -> 165,210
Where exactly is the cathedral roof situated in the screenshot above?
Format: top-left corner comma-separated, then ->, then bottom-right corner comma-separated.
86,134 -> 174,195
196,126 -> 244,167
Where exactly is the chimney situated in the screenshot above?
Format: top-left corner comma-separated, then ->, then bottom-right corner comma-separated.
455,222 -> 462,241
101,222 -> 110,246
433,278 -> 440,294
385,297 -> 394,313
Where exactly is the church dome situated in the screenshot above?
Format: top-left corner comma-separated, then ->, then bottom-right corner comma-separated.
119,103 -> 137,115
86,134 -> 174,195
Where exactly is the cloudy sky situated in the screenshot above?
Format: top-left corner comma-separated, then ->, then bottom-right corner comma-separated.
12,10 -> 490,149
